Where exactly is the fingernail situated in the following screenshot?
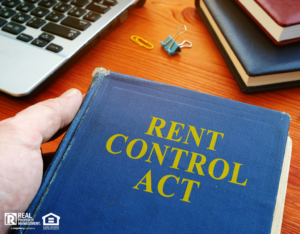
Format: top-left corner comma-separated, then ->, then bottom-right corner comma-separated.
61,88 -> 80,97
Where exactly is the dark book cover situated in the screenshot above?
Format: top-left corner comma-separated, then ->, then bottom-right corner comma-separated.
18,69 -> 290,233
195,0 -> 300,93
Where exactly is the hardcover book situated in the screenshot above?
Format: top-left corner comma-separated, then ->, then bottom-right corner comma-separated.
19,69 -> 291,233
195,0 -> 300,93
236,0 -> 300,45
256,0 -> 300,26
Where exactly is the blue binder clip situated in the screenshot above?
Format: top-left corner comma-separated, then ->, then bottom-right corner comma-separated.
161,25 -> 192,56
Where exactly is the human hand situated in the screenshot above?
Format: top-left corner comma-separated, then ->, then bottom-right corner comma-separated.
0,89 -> 83,233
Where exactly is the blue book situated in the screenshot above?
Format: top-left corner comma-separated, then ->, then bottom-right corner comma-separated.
19,69 -> 291,233
195,0 -> 300,93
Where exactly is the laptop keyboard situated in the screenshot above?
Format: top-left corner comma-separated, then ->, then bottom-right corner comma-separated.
0,0 -> 117,53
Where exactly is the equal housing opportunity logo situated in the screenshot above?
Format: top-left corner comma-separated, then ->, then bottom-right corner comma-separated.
42,213 -> 60,230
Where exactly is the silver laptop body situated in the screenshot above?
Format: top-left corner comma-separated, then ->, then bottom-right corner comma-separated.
0,0 -> 143,96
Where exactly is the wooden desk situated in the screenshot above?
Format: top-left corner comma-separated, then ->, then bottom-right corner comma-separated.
0,0 -> 299,232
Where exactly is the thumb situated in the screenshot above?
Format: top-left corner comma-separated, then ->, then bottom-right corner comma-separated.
12,88 -> 83,147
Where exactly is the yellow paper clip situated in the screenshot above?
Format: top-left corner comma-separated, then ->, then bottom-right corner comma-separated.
131,35 -> 154,50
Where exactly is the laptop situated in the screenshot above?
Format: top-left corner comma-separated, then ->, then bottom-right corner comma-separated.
0,0 -> 145,97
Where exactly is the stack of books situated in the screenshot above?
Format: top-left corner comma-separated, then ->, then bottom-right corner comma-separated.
196,0 -> 300,93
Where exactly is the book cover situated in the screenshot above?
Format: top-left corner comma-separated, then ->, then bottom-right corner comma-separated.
235,0 -> 300,45
236,0 -> 300,45
195,0 -> 300,93
255,0 -> 300,26
19,69 -> 291,233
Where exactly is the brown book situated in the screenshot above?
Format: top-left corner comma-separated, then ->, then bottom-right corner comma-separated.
235,0 -> 300,45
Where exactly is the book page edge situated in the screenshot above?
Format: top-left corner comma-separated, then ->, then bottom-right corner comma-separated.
271,136 -> 292,234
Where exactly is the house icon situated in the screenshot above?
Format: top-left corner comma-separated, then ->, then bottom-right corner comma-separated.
42,213 -> 60,226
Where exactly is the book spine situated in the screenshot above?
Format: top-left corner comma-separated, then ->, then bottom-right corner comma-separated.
18,68 -> 108,233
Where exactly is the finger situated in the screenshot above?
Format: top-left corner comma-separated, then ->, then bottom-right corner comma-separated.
47,124 -> 69,142
45,94 -> 86,142
11,88 -> 83,147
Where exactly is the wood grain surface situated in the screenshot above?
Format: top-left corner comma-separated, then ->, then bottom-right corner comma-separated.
0,0 -> 299,232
